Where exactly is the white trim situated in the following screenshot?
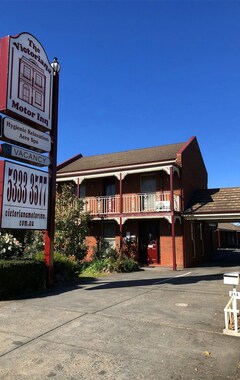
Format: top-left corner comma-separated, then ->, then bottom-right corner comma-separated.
57,163 -> 180,183
184,213 -> 240,221
122,214 -> 172,224
57,159 -> 176,178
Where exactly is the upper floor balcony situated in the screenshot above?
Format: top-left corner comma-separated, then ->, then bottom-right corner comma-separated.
81,191 -> 181,217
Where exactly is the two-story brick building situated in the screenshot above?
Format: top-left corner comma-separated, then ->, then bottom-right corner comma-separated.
56,136 -> 240,269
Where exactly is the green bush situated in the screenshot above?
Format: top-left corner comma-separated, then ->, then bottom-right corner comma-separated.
0,259 -> 47,300
90,246 -> 139,274
53,252 -> 82,283
33,251 -> 82,284
83,254 -> 139,276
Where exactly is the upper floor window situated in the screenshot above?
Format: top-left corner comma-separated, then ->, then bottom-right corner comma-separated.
104,178 -> 116,196
141,175 -> 157,193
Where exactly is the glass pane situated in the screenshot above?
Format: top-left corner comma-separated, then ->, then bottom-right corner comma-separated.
141,175 -> 156,193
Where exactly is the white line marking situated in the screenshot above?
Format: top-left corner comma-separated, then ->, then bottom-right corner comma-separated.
154,271 -> 191,285
175,272 -> 191,278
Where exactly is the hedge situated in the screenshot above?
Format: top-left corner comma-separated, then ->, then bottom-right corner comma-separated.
0,259 -> 48,300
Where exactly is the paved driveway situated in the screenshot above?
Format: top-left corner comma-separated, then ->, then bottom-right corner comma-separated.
0,250 -> 240,379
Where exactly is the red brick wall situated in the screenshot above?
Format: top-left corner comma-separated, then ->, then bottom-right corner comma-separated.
86,218 -> 186,268
85,236 -> 97,260
177,137 -> 208,209
159,219 -> 184,268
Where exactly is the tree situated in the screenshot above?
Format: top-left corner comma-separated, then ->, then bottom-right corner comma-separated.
54,183 -> 92,260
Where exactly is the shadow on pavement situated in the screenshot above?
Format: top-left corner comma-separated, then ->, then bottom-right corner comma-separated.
87,249 -> 240,291
86,273 -> 224,290
203,248 -> 240,267
4,249 -> 239,300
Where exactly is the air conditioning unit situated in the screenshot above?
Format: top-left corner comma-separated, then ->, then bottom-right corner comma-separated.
155,200 -> 170,211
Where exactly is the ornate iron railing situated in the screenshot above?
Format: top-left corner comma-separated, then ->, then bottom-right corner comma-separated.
81,192 -> 180,215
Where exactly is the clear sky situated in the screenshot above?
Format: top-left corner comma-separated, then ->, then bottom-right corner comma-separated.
0,0 -> 239,188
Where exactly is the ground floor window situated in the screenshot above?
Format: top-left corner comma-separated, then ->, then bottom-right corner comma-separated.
191,222 -> 196,258
200,222 -> 205,256
102,221 -> 116,252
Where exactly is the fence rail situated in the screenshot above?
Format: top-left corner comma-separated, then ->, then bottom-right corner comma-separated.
82,192 -> 180,215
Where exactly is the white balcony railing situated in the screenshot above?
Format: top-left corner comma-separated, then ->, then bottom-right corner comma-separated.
82,192 -> 180,215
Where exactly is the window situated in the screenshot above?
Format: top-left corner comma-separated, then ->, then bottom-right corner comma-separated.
141,175 -> 157,193
102,222 -> 116,252
200,223 -> 205,256
35,91 -> 42,107
104,178 -> 116,196
35,73 -> 43,88
23,65 -> 31,80
141,175 -> 157,211
22,84 -> 30,102
191,222 -> 196,258
19,57 -> 46,111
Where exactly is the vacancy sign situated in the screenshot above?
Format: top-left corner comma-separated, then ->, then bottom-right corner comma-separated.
0,33 -> 53,131
0,143 -> 50,167
0,116 -> 51,153
0,161 -> 49,229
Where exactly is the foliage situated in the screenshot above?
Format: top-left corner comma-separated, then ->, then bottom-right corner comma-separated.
54,183 -> 92,260
0,231 -> 23,260
0,259 -> 47,299
83,246 -> 139,276
14,183 -> 92,260
34,251 -> 82,284
22,231 -> 45,257
92,246 -> 118,260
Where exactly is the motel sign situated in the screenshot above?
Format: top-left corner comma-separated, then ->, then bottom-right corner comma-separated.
0,33 -> 54,230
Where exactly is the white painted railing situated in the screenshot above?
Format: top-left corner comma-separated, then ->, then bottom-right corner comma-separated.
81,192 -> 180,215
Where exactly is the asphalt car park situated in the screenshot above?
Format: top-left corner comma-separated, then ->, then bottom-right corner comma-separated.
0,249 -> 239,379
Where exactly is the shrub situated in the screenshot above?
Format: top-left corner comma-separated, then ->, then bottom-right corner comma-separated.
55,183 -> 92,260
53,252 -> 82,283
0,259 -> 47,299
83,247 -> 139,275
22,231 -> 44,257
0,232 -> 23,260
33,251 -> 82,284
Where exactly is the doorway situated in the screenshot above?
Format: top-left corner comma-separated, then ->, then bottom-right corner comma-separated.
139,220 -> 160,264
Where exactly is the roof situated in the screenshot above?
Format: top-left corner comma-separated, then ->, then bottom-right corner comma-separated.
57,141 -> 186,174
217,222 -> 240,232
185,188 -> 240,214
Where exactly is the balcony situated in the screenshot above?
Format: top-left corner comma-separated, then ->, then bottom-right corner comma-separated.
82,192 -> 180,216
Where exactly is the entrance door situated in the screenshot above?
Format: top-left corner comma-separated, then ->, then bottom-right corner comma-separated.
139,220 -> 159,264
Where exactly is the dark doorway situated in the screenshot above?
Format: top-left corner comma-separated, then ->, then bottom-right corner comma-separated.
139,220 -> 160,264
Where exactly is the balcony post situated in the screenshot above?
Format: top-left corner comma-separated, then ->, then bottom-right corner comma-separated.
119,173 -> 123,250
77,178 -> 80,198
170,166 -> 177,271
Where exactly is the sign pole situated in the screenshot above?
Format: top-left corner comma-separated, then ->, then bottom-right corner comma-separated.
45,58 -> 60,286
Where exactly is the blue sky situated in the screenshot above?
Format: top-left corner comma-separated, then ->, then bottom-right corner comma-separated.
0,0 -> 239,188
